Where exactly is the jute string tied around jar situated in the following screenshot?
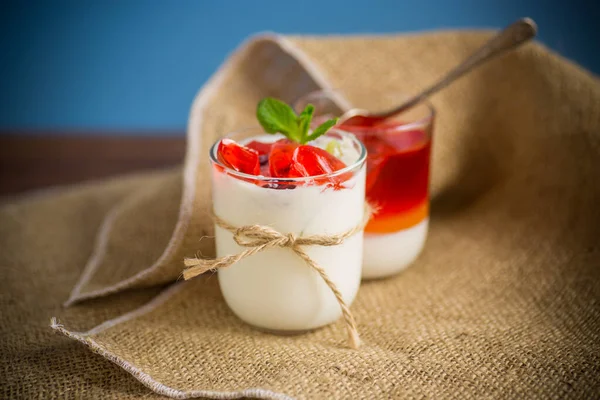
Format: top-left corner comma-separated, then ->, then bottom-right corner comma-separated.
183,204 -> 373,350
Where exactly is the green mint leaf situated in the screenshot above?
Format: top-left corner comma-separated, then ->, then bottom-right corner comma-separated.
305,118 -> 338,142
297,104 -> 315,143
256,98 -> 299,141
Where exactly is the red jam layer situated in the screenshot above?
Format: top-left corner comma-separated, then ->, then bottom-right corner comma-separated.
340,122 -> 431,233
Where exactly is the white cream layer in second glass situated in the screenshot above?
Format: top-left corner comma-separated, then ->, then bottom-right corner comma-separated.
212,135 -> 366,332
362,219 -> 429,279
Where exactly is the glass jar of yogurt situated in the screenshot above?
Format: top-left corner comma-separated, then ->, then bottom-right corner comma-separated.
208,128 -> 367,333
295,90 -> 435,279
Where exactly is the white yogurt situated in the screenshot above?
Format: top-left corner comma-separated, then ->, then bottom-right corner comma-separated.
362,219 -> 429,279
212,132 -> 366,332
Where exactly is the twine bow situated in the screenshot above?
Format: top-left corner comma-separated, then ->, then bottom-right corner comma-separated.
183,205 -> 372,349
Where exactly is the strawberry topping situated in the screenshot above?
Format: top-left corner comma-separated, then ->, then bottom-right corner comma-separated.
216,138 -> 351,188
246,140 -> 273,166
268,139 -> 299,178
217,138 -> 260,176
289,145 -> 347,177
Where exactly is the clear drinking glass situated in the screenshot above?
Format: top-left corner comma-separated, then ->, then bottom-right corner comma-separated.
295,90 -> 435,279
209,128 -> 367,332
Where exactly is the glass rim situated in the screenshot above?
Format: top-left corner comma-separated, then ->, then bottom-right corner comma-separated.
209,127 -> 367,183
294,88 -> 436,133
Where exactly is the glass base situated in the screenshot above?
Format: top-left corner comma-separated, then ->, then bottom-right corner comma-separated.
253,326 -> 316,336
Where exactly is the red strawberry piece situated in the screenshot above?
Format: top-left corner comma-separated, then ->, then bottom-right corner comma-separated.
246,140 -> 273,156
217,138 -> 260,176
268,139 -> 298,178
290,145 -> 347,177
290,145 -> 352,188
246,140 -> 273,166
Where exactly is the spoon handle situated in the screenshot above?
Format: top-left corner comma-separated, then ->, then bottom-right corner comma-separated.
381,18 -> 538,118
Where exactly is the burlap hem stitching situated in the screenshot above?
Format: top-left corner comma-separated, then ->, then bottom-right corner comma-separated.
54,283 -> 295,400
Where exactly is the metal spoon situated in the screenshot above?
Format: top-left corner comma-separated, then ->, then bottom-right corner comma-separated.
338,18 -> 538,126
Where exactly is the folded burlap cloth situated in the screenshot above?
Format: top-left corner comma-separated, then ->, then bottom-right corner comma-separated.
3,30 -> 600,399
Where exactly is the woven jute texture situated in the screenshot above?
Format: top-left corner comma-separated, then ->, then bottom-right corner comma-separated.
2,31 -> 600,398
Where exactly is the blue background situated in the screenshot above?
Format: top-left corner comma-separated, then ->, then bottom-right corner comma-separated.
1,0 -> 598,134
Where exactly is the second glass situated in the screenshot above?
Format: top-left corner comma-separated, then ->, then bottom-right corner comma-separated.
295,90 -> 435,279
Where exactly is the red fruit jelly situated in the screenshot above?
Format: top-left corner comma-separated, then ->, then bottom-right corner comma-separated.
340,123 -> 431,233
245,140 -> 273,157
288,145 -> 348,187
268,140 -> 299,178
216,137 -> 352,188
217,138 -> 260,176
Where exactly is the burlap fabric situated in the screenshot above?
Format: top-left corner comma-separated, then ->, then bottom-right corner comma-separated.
2,30 -> 600,398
